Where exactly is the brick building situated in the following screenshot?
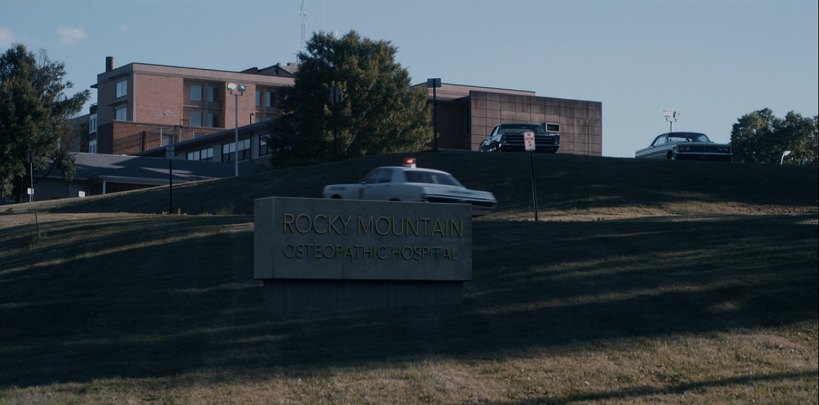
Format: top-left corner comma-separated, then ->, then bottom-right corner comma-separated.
91,57 -> 297,155
85,57 -> 602,167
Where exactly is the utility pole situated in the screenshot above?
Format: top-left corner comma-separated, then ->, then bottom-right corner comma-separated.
329,87 -> 341,160
427,78 -> 441,151
300,0 -> 307,49
27,150 -> 34,203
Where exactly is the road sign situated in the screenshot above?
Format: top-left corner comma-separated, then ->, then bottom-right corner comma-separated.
524,131 -> 536,151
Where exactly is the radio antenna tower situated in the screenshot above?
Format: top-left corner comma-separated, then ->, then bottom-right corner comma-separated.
300,0 -> 307,50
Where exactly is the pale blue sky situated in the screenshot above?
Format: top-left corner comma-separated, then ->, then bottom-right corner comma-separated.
2,0 -> 817,157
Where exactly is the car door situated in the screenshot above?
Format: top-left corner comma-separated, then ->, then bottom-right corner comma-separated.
642,134 -> 668,159
360,168 -> 395,200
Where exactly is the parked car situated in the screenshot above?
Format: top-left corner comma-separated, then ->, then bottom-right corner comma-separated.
322,158 -> 497,216
479,123 -> 560,153
635,132 -> 733,161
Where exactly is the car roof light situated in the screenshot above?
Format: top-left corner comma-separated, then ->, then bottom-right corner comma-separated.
403,157 -> 417,168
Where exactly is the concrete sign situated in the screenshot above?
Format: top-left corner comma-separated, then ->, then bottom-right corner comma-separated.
254,197 -> 473,311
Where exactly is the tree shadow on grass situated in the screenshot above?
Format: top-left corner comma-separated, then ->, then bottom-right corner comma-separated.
0,214 -> 816,387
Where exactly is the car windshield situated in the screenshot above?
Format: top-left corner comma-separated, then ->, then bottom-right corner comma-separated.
404,170 -> 462,186
668,133 -> 712,143
500,125 -> 546,135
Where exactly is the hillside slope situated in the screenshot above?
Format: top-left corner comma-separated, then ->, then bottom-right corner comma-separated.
1,152 -> 817,403
9,151 -> 816,217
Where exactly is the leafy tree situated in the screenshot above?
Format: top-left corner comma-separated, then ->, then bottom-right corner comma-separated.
0,44 -> 90,202
271,31 -> 431,167
731,108 -> 818,165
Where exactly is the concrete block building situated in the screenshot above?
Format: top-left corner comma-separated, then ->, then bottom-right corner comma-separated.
415,83 -> 602,155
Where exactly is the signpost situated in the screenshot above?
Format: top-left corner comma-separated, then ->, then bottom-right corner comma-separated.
524,131 -> 539,221
166,145 -> 174,214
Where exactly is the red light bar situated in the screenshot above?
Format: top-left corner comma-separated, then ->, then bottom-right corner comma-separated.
403,157 -> 417,168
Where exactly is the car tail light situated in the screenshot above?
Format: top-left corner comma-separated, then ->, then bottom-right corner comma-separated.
403,157 -> 417,168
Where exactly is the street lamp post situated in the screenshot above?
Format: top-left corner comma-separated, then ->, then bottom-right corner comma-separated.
780,150 -> 791,165
663,110 -> 680,133
227,82 -> 247,176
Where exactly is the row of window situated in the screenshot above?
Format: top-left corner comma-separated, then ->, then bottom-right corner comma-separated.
189,111 -> 219,128
221,139 -> 250,162
117,79 -> 279,106
112,79 -> 279,124
187,83 -> 279,108
190,83 -> 221,103
256,88 -> 278,109
186,147 -> 215,161
183,137 -> 271,163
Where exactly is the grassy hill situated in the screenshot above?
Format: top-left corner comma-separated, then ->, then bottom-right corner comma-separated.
1,152 -> 817,403
7,150 -> 816,216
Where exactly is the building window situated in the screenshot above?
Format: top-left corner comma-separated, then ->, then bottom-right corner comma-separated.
266,91 -> 276,108
255,90 -> 261,107
88,139 -> 97,154
222,142 -> 234,162
161,134 -> 173,147
187,147 -> 214,161
207,112 -> 219,128
115,79 -> 127,98
222,139 -> 250,162
259,135 -> 271,156
189,111 -> 202,127
89,114 -> 97,134
202,147 -> 214,160
208,85 -> 219,103
191,84 -> 202,102
114,105 -> 127,121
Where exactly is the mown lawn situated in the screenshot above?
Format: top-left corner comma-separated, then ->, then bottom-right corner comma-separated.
0,207 -> 816,403
1,153 -> 816,403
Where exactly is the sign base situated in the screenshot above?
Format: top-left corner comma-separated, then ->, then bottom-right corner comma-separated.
262,279 -> 464,312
